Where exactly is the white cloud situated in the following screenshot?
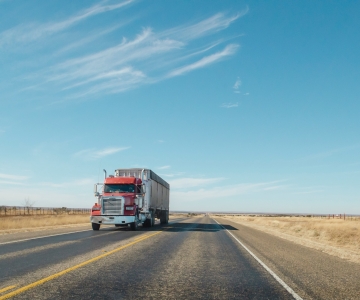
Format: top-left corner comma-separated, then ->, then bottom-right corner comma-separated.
167,44 -> 238,77
158,165 -> 170,170
233,77 -> 241,90
0,0 -> 134,47
221,102 -> 238,108
74,147 -> 130,160
244,92 -> 250,96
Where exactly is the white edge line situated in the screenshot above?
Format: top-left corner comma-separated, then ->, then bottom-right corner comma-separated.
0,229 -> 91,246
213,218 -> 303,300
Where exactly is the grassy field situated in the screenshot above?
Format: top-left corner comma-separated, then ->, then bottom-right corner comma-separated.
0,215 -> 89,232
219,215 -> 360,263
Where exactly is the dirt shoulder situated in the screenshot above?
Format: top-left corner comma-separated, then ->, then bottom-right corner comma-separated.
216,215 -> 360,264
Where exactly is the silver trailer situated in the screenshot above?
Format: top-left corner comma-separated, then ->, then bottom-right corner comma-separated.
115,168 -> 170,225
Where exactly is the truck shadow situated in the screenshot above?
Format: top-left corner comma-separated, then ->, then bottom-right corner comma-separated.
158,223 -> 238,232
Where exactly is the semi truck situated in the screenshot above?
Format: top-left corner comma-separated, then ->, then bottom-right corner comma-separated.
90,168 -> 170,231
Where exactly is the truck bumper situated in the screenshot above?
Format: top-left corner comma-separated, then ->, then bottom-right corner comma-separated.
90,215 -> 135,225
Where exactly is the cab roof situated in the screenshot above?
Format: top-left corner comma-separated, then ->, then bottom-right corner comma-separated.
104,177 -> 142,184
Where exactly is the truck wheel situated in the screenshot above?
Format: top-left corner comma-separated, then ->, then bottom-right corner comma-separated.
165,211 -> 169,224
130,221 -> 138,231
151,213 -> 155,227
92,223 -> 100,231
160,211 -> 166,224
143,219 -> 150,227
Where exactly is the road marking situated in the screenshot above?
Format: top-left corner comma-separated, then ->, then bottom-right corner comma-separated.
0,229 -> 91,246
0,287 -> 16,294
213,218 -> 303,300
0,230 -> 162,300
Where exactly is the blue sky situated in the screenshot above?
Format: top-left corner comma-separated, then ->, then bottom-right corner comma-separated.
1,0 -> 359,214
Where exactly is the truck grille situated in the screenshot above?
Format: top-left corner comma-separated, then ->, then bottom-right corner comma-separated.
102,197 -> 124,215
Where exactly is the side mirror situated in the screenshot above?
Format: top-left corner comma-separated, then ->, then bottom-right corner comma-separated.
142,184 -> 146,193
94,184 -> 98,193
94,192 -> 99,197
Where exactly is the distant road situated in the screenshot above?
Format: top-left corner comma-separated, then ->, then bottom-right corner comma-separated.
0,216 -> 359,299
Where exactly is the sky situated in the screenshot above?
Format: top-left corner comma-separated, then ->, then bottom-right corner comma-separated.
1,0 -> 360,214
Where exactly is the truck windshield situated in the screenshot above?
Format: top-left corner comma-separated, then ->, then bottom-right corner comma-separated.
104,184 -> 135,193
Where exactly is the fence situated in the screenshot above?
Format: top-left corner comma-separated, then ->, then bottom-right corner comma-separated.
0,206 -> 90,216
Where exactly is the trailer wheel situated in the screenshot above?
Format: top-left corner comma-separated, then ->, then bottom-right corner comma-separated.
160,211 -> 169,224
92,223 -> 100,231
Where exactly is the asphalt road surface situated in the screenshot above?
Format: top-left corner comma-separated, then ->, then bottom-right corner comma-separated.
0,216 -> 359,299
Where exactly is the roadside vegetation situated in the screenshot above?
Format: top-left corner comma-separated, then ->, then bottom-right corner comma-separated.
0,215 -> 89,232
218,215 -> 360,264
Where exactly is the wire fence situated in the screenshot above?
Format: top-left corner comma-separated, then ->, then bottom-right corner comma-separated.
212,213 -> 360,221
0,206 -> 90,217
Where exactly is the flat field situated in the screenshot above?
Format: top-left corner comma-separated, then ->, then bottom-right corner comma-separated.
219,215 -> 360,264
0,215 -> 89,234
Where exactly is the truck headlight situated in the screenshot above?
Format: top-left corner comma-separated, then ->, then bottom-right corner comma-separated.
125,206 -> 134,210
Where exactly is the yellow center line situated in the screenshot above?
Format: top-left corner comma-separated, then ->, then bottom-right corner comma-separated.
133,234 -> 150,241
0,231 -> 162,300
0,287 -> 16,294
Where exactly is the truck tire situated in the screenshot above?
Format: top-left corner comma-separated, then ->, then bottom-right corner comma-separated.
160,211 -> 167,224
92,223 -> 100,231
143,219 -> 150,227
151,213 -> 155,227
144,212 -> 154,228
130,221 -> 138,231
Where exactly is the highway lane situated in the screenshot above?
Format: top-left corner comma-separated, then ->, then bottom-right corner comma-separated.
1,216 -> 359,299
0,216 -> 294,299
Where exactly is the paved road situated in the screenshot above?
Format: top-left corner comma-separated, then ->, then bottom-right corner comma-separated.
0,216 -> 358,299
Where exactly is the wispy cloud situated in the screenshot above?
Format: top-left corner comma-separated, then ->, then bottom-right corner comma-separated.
169,177 -> 225,189
74,146 -> 130,160
0,0 -> 133,47
0,173 -> 29,186
162,10 -> 248,41
39,178 -> 95,188
171,180 -> 284,202
221,102 -> 238,108
0,173 -> 29,181
301,145 -> 360,161
9,6 -> 246,100
233,77 -> 241,90
158,165 -> 171,170
167,44 -> 238,77
53,24 -> 126,56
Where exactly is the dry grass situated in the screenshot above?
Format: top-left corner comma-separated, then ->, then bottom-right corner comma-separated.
0,215 -> 89,232
219,215 -> 360,264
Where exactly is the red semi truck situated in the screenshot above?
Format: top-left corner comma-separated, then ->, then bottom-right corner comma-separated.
90,168 -> 170,230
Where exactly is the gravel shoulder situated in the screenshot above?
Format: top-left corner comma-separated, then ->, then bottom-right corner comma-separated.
219,216 -> 360,264
215,216 -> 360,300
